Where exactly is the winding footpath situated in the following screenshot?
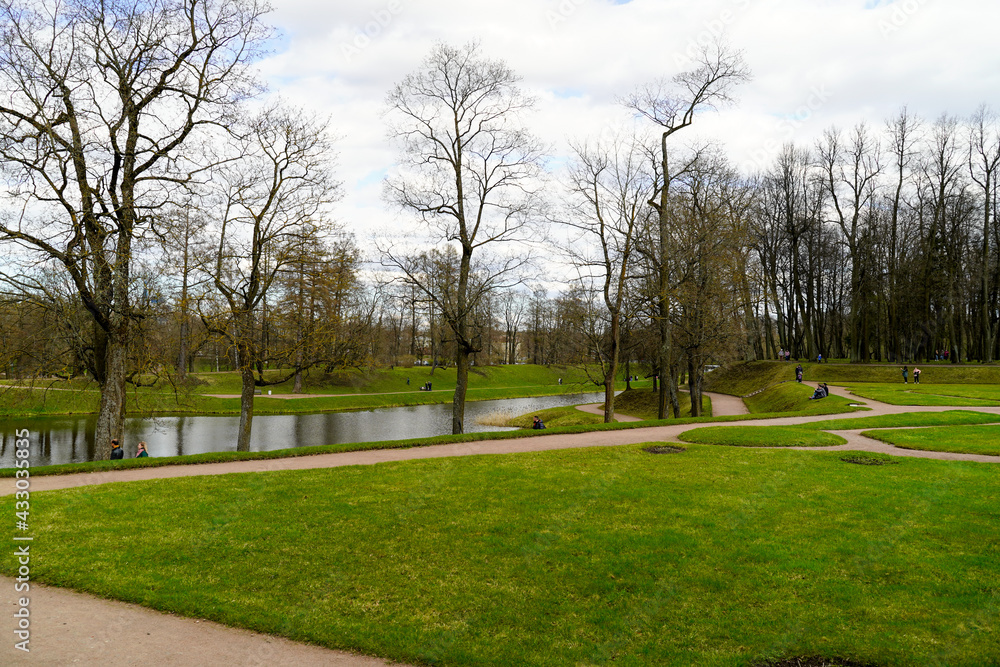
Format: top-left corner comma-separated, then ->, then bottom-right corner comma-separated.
4,385 -> 1000,666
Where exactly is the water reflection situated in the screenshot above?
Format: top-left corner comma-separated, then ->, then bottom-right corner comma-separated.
0,392 -> 605,466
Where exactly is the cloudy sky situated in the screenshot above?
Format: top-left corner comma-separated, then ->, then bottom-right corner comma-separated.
256,0 -> 1000,248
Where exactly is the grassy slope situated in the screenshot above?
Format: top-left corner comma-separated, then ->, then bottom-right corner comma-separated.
9,445 -> 998,666
0,365 -> 641,418
743,381 -> 857,416
612,388 -> 709,420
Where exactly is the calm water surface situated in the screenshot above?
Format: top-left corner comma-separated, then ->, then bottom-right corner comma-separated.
0,392 -> 606,466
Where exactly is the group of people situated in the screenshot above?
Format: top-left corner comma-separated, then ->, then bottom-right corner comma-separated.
901,366 -> 921,384
809,383 -> 830,400
109,439 -> 149,460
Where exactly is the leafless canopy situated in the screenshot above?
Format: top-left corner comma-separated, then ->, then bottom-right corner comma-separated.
383,41 -> 545,250
623,40 -> 750,137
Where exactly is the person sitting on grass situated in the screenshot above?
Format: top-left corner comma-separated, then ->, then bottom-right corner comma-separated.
532,416 -> 546,430
808,384 -> 829,400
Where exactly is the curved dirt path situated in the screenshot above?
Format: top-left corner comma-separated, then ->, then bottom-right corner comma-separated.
575,403 -> 644,421
576,390 -> 747,422
5,383 -> 1000,666
0,580 -> 406,666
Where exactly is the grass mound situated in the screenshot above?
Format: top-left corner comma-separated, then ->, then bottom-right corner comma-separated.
744,382 -> 856,416
703,361 -> 794,396
613,388 -> 709,419
678,425 -> 846,448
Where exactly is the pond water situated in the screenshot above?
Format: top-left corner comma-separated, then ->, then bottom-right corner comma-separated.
0,392 -> 606,466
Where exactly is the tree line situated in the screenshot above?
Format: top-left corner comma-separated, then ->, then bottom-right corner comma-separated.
1,1 -> 997,457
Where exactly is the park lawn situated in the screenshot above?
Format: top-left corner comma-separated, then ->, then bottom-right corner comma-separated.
678,425 -> 846,447
863,424 -> 1000,456
6,445 -> 998,666
806,410 -> 1000,431
0,365 -> 642,418
188,364 -> 616,396
840,384 -> 1000,407
707,360 -> 1000,394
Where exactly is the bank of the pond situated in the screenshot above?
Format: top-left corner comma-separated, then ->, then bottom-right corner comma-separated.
0,392 -> 612,466
0,364 -> 648,418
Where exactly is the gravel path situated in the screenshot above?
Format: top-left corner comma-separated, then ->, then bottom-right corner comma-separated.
5,384 -> 1000,666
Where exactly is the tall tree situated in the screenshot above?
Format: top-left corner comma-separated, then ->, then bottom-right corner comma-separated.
560,133 -> 651,422
382,41 -> 543,434
968,105 -> 1000,361
204,106 -> 339,452
624,39 -> 749,418
817,123 -> 882,362
0,0 -> 270,458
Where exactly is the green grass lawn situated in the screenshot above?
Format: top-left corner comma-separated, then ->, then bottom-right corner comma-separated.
678,425 -> 847,447
0,365 -> 642,418
863,425 -> 1000,456
839,384 -> 1000,407
8,445 -> 998,666
807,410 -> 1000,431
707,360 -> 1000,394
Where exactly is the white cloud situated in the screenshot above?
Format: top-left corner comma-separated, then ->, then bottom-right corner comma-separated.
259,0 -> 1000,271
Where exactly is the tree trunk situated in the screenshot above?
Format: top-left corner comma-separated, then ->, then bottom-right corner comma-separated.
237,360 -> 255,452
453,345 -> 469,434
687,356 -> 703,417
603,310 -> 620,424
236,311 -> 256,452
94,337 -> 128,460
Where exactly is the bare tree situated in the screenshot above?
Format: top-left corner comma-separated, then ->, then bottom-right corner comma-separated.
817,122 -> 883,362
885,107 -> 920,362
968,105 -> 1000,361
0,0 -> 270,458
623,39 -> 750,418
559,132 -> 652,422
204,106 -> 339,452
382,42 -> 544,434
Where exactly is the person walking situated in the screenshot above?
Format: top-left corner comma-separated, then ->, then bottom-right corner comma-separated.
136,442 -> 149,458
109,439 -> 124,460
913,367 -> 921,384
902,365 -> 908,384
795,364 -> 803,383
